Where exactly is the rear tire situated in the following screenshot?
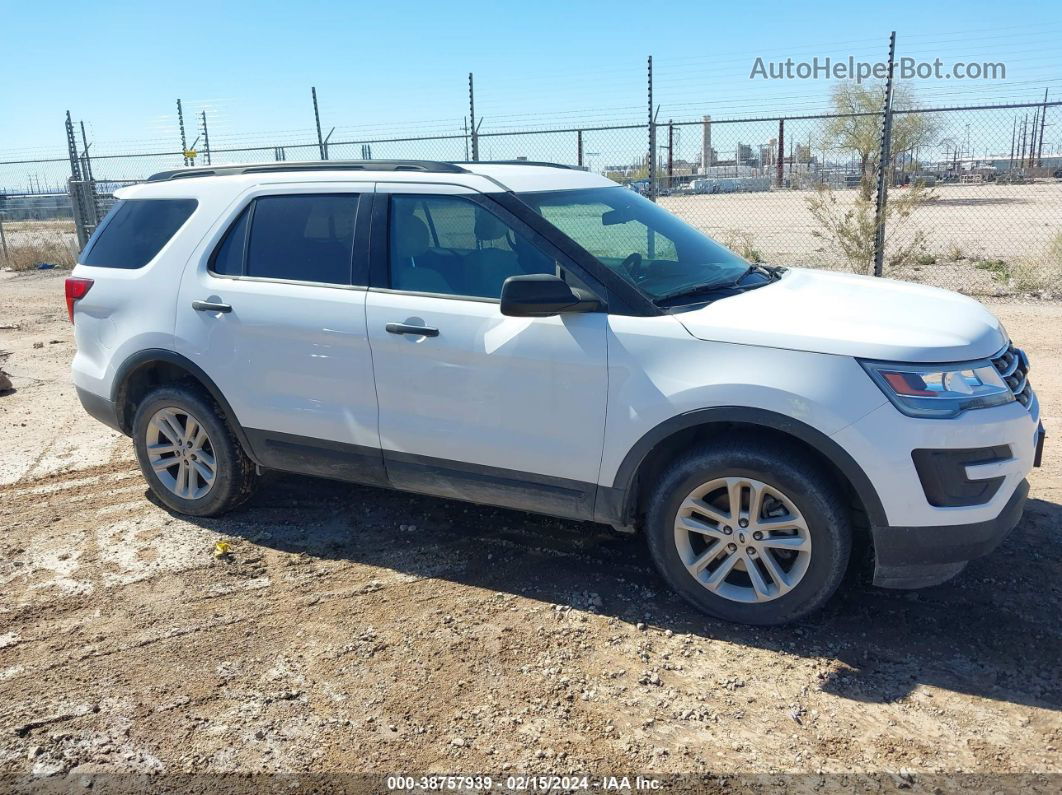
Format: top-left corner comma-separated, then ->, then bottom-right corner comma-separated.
645,438 -> 851,625
132,384 -> 256,517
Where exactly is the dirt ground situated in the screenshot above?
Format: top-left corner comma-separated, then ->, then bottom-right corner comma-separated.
0,269 -> 1060,789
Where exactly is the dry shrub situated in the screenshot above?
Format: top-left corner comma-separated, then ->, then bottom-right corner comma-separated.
805,183 -> 935,275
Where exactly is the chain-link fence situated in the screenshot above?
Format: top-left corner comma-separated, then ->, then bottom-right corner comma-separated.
2,100 -> 1060,297
649,103 -> 1062,298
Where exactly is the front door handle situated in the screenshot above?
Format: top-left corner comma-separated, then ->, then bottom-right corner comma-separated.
385,322 -> 439,337
192,300 -> 232,313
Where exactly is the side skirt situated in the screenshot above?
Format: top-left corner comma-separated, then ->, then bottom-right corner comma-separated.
384,450 -> 597,522
244,429 -> 389,488
243,428 -> 600,522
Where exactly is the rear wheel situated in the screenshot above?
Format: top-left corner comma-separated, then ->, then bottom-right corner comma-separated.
645,439 -> 851,625
132,385 -> 256,516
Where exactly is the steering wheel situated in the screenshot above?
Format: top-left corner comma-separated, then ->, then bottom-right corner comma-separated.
620,252 -> 645,281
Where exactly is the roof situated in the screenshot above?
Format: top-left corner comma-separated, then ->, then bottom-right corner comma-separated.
133,159 -> 617,197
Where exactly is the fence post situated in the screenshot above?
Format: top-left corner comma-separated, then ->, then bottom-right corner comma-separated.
667,120 -> 674,190
0,213 -> 8,266
201,111 -> 212,165
65,111 -> 92,250
872,31 -> 897,278
776,119 -> 785,188
468,73 -> 479,162
312,87 -> 325,160
647,55 -> 656,201
79,121 -> 100,224
577,130 -> 583,168
177,99 -> 190,167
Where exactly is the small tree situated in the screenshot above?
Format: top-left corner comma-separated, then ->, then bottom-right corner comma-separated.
825,81 -> 940,200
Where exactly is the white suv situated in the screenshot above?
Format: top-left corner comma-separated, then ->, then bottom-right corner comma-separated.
68,160 -> 1045,625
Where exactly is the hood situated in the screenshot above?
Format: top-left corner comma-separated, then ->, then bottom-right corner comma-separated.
673,268 -> 1006,363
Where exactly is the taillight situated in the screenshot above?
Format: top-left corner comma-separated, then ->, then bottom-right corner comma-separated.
65,277 -> 94,323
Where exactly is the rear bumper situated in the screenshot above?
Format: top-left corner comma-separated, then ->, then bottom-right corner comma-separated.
76,386 -> 124,434
871,478 -> 1029,589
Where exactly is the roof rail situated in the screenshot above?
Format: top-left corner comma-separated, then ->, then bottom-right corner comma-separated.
456,160 -> 581,170
146,160 -> 470,182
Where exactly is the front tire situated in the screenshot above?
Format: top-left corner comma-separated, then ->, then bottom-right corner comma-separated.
645,438 -> 851,625
132,384 -> 256,517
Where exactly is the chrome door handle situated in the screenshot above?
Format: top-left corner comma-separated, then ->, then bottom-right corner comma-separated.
385,322 -> 439,337
192,300 -> 232,313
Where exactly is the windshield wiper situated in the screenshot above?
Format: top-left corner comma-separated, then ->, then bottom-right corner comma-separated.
653,265 -> 783,306
653,282 -> 739,305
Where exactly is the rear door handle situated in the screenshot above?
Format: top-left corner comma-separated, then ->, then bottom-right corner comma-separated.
385,322 -> 439,337
192,300 -> 232,313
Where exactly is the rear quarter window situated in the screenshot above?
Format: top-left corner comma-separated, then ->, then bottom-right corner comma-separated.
81,199 -> 198,269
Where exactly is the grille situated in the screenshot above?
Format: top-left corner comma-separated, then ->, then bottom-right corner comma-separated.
991,343 -> 1033,409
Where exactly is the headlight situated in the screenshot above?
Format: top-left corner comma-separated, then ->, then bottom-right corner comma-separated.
860,359 -> 1015,418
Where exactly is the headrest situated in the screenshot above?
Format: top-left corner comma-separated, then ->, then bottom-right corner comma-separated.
474,209 -> 508,242
394,215 -> 430,258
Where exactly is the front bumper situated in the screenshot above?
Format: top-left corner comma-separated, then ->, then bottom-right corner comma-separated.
831,397 -> 1039,528
871,478 -> 1029,588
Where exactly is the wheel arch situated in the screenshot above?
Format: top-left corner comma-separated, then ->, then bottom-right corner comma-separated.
111,349 -> 258,463
599,406 -> 887,530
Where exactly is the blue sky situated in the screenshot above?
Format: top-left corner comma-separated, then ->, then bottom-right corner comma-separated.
2,0 -> 1061,167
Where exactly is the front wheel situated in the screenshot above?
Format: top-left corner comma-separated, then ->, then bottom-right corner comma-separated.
132,384 -> 256,517
645,439 -> 851,625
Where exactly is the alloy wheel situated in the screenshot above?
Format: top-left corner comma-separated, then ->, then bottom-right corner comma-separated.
145,406 -> 217,500
673,476 -> 812,603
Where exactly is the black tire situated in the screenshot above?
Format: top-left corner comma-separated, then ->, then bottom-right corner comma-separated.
132,384 -> 256,517
645,437 -> 851,626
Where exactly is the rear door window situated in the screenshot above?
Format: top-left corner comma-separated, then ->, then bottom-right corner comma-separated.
245,194 -> 359,285
81,199 -> 197,269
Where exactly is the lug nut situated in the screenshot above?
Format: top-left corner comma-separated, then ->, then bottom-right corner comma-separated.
753,531 -> 763,540
727,543 -> 737,552
738,518 -> 749,528
746,547 -> 756,556
723,526 -> 733,535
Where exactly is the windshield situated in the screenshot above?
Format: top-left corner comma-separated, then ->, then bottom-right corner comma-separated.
516,186 -> 749,300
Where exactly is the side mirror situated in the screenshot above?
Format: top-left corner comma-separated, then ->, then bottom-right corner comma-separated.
500,274 -> 600,317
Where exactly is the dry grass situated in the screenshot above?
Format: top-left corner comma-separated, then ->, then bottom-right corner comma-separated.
3,241 -> 77,271
1,219 -> 77,271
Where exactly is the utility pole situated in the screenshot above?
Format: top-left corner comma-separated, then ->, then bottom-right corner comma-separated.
1037,88 -> 1049,167
872,31 -> 896,278
1010,116 -> 1017,171
701,115 -> 712,174
1019,114 -> 1028,167
1030,108 -> 1039,168
200,111 -> 212,166
177,99 -> 189,166
312,87 -> 325,160
468,73 -> 479,162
